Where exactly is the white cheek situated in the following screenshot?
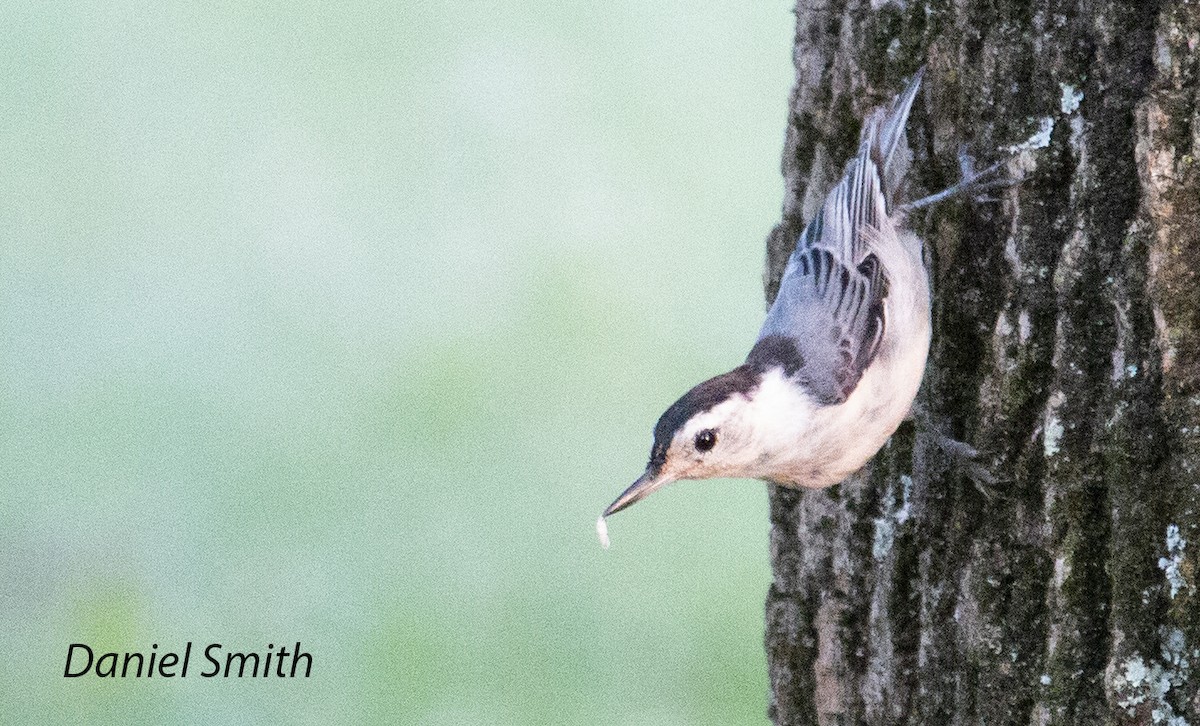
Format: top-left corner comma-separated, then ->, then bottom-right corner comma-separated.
664,374 -> 821,481
748,369 -> 819,449
669,400 -> 746,476
682,406 -> 731,438
677,402 -> 754,476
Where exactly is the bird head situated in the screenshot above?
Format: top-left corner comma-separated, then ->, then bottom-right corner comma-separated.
602,365 -> 769,518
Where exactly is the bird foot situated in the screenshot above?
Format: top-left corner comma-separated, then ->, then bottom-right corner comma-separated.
901,145 -> 1020,213
928,432 -> 1001,499
910,402 -> 1002,498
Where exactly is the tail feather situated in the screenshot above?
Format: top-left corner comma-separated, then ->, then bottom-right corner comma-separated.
861,66 -> 924,210
793,69 -> 925,263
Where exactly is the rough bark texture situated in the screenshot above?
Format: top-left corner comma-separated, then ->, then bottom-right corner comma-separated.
763,2 -> 1200,724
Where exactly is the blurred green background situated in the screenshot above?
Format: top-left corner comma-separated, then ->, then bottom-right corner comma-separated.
1,2 -> 793,723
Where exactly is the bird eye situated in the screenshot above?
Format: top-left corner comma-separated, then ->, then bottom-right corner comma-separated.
694,429 -> 717,452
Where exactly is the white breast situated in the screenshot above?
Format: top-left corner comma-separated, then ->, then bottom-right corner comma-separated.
757,230 -> 931,489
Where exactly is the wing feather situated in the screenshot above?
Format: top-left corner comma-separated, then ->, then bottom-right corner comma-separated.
755,70 -> 922,404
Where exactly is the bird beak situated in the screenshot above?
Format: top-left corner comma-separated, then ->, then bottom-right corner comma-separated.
603,469 -> 668,518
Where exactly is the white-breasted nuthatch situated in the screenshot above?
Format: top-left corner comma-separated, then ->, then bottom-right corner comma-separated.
598,68 -> 1004,547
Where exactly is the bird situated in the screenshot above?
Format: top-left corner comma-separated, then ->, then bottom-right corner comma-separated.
597,68 -> 1005,547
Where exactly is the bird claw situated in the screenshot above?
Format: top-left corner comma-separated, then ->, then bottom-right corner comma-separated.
901,145 -> 1021,213
929,431 -> 1003,499
910,402 -> 1004,498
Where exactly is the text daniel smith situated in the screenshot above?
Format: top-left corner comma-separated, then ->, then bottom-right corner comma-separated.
64,642 -> 312,678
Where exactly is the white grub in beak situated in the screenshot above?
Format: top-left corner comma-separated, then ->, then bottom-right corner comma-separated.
595,516 -> 610,549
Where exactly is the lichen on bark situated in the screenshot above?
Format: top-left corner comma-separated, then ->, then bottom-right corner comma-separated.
763,2 -> 1200,724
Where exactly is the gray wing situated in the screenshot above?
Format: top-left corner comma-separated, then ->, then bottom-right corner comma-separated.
755,154 -> 889,405
754,69 -> 922,404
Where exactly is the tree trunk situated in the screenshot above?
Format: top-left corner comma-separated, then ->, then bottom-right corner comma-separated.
762,2 -> 1200,724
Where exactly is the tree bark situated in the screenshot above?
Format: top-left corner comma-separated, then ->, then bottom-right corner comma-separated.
762,2 -> 1200,724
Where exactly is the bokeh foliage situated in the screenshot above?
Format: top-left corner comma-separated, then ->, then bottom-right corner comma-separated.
1,2 -> 793,723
